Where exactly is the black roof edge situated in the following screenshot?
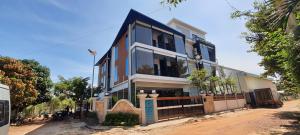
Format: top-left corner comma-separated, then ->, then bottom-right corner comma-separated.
96,9 -> 186,66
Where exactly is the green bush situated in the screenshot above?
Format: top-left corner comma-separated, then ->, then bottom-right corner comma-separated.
103,112 -> 139,126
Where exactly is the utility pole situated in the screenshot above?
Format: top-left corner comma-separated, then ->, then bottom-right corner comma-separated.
88,49 -> 96,111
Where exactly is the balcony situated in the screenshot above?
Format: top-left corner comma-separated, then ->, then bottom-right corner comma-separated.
131,46 -> 189,78
131,23 -> 186,55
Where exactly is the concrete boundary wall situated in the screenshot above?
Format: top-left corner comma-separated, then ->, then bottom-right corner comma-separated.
107,99 -> 142,123
214,99 -> 246,112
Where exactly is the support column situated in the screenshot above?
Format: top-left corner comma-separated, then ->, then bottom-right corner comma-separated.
149,94 -> 159,123
102,96 -> 111,121
137,93 -> 147,125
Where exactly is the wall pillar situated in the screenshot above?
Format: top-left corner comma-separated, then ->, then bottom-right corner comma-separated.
137,93 -> 147,125
149,94 -> 159,123
204,95 -> 215,114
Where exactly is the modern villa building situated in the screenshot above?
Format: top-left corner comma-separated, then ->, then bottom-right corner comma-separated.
96,9 -> 219,106
95,9 -> 280,118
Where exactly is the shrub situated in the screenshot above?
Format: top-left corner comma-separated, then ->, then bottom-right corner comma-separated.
103,112 -> 139,126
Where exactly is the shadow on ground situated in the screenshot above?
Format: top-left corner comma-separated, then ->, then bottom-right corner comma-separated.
273,111 -> 300,135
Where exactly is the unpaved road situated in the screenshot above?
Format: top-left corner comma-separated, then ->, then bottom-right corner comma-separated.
154,100 -> 300,135
9,100 -> 300,135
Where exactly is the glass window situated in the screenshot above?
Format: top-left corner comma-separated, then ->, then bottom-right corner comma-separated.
203,62 -> 212,76
208,47 -> 215,62
131,25 -> 136,45
114,46 -> 118,60
0,103 -> 3,122
125,57 -> 129,76
200,44 -> 210,61
177,56 -> 188,78
134,24 -> 152,45
134,47 -> 154,75
154,54 -> 178,77
174,35 -> 186,54
131,49 -> 136,75
114,66 -> 118,83
152,29 -> 164,48
101,63 -> 106,73
164,33 -> 175,52
4,101 -> 8,124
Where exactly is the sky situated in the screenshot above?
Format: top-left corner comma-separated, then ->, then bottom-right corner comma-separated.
0,0 -> 263,83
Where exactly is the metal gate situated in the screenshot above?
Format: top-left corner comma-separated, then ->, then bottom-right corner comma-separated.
157,96 -> 204,121
145,99 -> 154,124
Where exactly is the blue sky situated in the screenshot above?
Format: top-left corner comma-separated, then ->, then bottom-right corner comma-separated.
0,0 -> 263,83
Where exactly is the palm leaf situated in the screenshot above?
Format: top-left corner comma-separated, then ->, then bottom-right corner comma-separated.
267,0 -> 300,30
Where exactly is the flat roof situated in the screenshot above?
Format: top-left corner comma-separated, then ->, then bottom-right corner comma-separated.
219,65 -> 273,81
167,18 -> 207,35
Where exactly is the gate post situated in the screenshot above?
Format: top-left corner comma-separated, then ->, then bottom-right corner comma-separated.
204,96 -> 215,114
149,94 -> 159,123
103,96 -> 110,118
137,93 -> 147,125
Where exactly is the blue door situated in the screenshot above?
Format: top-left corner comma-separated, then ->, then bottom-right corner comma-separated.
145,99 -> 154,124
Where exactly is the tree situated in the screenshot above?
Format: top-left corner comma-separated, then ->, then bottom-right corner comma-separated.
209,76 -> 220,94
188,69 -> 208,94
0,57 -> 38,116
54,76 -> 89,118
268,0 -> 300,31
231,1 -> 300,94
21,59 -> 53,104
161,0 -> 186,8
54,76 -> 72,97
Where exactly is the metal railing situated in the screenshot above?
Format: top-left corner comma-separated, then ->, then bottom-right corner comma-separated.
157,96 -> 204,120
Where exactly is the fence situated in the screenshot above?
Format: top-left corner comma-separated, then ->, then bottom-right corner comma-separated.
157,96 -> 204,120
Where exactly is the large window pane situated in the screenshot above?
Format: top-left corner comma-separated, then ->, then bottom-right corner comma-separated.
152,29 -> 164,48
134,24 -> 152,45
175,35 -> 186,54
114,46 -> 118,60
125,57 -> 129,76
203,62 -> 212,76
131,49 -> 136,75
177,56 -> 188,78
114,66 -> 118,83
164,34 -> 175,51
200,45 -> 210,61
135,47 -> 154,75
0,103 -> 3,122
154,54 -> 178,77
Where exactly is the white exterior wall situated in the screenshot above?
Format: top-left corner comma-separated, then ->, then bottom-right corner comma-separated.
244,76 -> 279,101
0,84 -> 10,135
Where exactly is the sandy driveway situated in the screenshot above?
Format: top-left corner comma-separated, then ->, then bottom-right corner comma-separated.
9,100 -> 300,135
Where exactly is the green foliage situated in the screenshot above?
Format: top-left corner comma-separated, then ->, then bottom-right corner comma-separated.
0,57 -> 38,112
49,96 -> 75,113
161,0 -> 186,8
22,59 -> 53,104
231,1 -> 300,94
188,69 -> 208,94
103,112 -> 139,126
22,102 -> 48,118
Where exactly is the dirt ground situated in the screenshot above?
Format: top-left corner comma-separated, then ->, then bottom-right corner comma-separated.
9,99 -> 300,135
